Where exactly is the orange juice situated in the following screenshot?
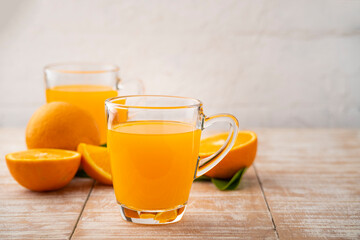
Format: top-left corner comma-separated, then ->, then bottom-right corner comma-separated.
46,84 -> 118,144
108,121 -> 201,210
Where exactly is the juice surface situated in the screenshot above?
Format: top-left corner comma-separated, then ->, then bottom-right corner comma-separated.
108,121 -> 201,210
46,84 -> 118,144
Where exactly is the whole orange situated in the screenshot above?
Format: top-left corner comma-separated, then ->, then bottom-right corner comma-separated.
26,102 -> 101,151
6,149 -> 81,191
199,131 -> 257,179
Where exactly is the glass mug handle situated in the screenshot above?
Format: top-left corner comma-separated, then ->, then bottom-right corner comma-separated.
117,77 -> 145,94
196,114 -> 239,178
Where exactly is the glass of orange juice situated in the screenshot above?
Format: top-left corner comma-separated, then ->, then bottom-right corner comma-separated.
105,95 -> 239,224
45,63 -> 141,144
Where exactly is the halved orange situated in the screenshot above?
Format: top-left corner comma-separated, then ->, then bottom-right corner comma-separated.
5,149 -> 81,191
199,131 -> 257,179
77,143 -> 112,185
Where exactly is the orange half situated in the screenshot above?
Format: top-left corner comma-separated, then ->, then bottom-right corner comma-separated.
77,143 -> 112,185
199,131 -> 257,179
5,149 -> 80,191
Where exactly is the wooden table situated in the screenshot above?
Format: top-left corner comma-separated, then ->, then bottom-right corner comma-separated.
0,129 -> 359,239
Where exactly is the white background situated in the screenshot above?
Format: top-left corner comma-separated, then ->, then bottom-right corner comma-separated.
0,0 -> 359,128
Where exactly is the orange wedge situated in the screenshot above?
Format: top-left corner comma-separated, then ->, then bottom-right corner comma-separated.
77,143 -> 112,185
5,149 -> 80,191
154,210 -> 178,223
199,131 -> 257,179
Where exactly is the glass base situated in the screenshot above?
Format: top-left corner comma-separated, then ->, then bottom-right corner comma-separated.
119,203 -> 186,225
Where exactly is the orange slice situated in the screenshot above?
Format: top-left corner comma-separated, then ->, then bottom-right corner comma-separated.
77,143 -> 112,185
199,131 -> 257,179
140,213 -> 156,219
5,149 -> 80,191
154,210 -> 178,223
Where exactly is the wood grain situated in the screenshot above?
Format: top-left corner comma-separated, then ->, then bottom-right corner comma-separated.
255,129 -> 360,239
71,167 -> 277,240
0,128 -> 94,240
1,128 -> 360,239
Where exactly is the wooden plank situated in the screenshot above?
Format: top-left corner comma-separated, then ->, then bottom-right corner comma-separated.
72,167 -> 277,239
3,128 -> 358,239
255,129 -> 360,239
0,128 -> 94,240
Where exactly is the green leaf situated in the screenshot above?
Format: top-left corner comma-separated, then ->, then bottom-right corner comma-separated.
75,169 -> 90,178
211,168 -> 247,191
194,175 -> 211,182
100,143 -> 107,147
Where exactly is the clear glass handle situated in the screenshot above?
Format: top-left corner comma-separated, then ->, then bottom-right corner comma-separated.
196,114 -> 239,178
117,77 -> 145,95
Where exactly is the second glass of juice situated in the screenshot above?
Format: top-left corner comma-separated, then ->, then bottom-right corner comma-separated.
44,63 -> 120,144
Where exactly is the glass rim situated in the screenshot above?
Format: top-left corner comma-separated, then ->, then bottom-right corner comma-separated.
44,62 -> 119,74
105,95 -> 203,109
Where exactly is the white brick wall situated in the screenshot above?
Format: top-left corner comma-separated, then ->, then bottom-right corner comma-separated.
0,0 -> 359,127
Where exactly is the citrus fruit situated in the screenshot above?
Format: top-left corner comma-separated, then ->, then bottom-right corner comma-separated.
140,213 -> 156,219
154,210 -> 178,223
77,143 -> 112,185
199,131 -> 257,179
26,102 -> 101,151
5,149 -> 81,191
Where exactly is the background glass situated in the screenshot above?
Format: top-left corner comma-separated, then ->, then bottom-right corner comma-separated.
44,63 -> 142,144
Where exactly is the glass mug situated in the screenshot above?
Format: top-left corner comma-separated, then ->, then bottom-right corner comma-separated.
44,63 -> 143,144
105,95 -> 239,224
